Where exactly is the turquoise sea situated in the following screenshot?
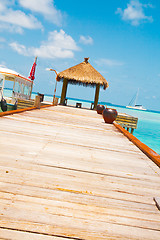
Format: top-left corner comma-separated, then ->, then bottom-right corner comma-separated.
2,88 -> 160,155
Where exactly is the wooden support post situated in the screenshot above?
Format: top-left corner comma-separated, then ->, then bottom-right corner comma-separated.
94,84 -> 100,109
131,128 -> 134,134
53,97 -> 59,106
127,127 -> 129,131
34,95 -> 41,109
60,78 -> 68,105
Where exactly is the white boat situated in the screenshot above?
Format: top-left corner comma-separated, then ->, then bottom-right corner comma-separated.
126,89 -> 146,111
0,57 -> 37,111
126,105 -> 146,110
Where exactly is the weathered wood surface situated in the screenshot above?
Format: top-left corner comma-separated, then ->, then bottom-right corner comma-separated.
115,113 -> 138,129
0,105 -> 160,240
17,98 -> 51,109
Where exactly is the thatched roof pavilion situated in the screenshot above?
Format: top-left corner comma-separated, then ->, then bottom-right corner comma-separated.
57,58 -> 109,109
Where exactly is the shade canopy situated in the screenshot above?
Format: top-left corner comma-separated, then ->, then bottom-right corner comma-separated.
57,58 -> 109,90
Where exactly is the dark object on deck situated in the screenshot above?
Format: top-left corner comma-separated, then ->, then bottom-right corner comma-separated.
153,197 -> 160,211
64,99 -> 67,106
13,101 -> 17,110
103,108 -> 117,124
0,98 -> 7,112
90,103 -> 94,110
38,93 -> 44,102
76,102 -> 82,108
96,104 -> 105,114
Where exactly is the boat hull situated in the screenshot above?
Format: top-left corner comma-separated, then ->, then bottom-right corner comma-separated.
126,106 -> 146,111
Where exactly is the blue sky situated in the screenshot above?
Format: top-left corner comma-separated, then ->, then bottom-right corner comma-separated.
0,0 -> 160,111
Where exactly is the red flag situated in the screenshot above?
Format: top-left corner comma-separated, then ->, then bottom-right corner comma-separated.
28,57 -> 37,80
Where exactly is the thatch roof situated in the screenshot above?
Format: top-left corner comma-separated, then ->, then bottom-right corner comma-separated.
57,58 -> 109,90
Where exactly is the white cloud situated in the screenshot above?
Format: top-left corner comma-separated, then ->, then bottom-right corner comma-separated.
10,29 -> 79,59
0,2 -> 6,12
18,0 -> 63,26
0,9 -> 42,29
0,1 -> 63,33
0,1 -> 42,32
79,35 -> 93,45
116,0 -> 153,26
10,42 -> 29,55
95,58 -> 124,67
0,23 -> 23,34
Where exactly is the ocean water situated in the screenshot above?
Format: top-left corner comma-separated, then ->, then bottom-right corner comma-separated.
2,89 -> 160,155
109,105 -> 160,155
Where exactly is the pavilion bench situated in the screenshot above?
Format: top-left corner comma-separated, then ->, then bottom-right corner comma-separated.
76,102 -> 82,108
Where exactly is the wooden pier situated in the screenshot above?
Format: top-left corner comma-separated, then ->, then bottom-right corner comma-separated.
0,105 -> 160,239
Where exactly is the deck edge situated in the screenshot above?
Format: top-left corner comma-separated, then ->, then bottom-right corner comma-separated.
0,104 -> 54,117
114,122 -> 160,168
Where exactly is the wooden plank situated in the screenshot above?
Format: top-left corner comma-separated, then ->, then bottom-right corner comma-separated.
0,228 -> 66,240
0,164 -> 159,202
0,215 -> 160,240
0,182 -> 157,213
0,157 -> 159,188
0,192 -> 159,229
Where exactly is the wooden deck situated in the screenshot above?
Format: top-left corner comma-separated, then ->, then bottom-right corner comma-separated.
0,105 -> 160,239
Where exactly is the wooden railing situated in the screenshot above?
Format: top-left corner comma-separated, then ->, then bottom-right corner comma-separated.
17,99 -> 35,109
17,98 -> 52,109
115,113 -> 138,134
